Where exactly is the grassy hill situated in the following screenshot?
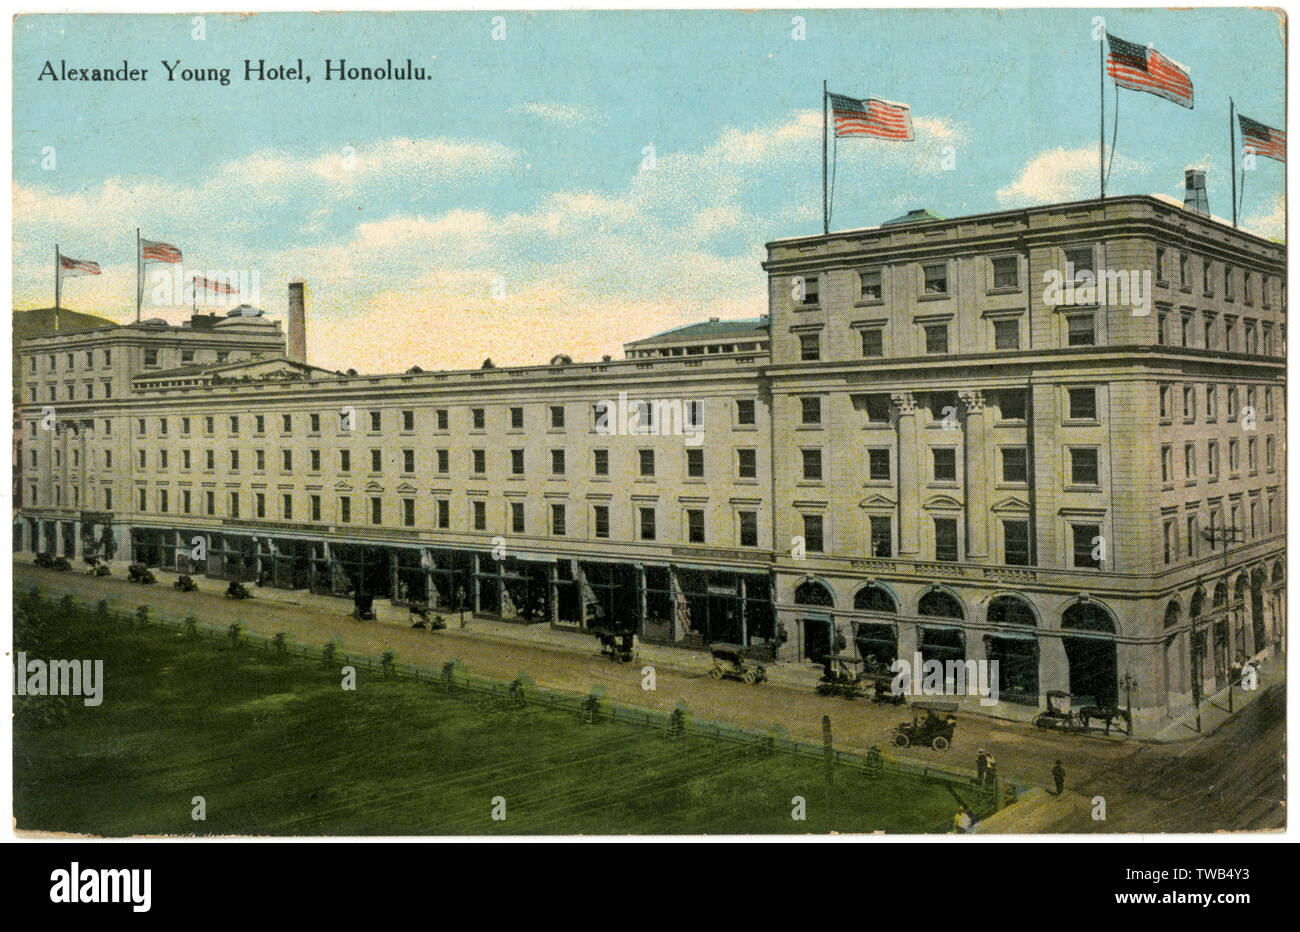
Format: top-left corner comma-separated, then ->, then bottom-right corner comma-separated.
12,306 -> 118,393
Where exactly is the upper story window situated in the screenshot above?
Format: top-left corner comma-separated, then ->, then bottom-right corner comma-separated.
1067,313 -> 1096,346
1244,271 -> 1254,305
1155,247 -> 1167,283
922,263 -> 948,296
1202,259 -> 1213,296
991,256 -> 1019,289
736,399 -> 756,426
144,348 -> 159,367
924,323 -> 948,354
1067,387 -> 1097,421
861,327 -> 884,357
800,396 -> 822,425
1065,246 -> 1095,279
471,408 -> 486,430
1179,253 -> 1191,289
858,269 -> 883,302
550,405 -> 565,429
799,274 -> 820,306
993,319 -> 1020,351
799,332 -> 821,361
1224,266 -> 1235,300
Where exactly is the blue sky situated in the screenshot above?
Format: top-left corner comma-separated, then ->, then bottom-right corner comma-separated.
12,9 -> 1286,372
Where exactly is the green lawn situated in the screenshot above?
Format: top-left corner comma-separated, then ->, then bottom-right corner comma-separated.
14,590 -> 965,835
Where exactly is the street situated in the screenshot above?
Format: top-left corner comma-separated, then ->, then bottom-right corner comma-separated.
13,561 -> 1285,832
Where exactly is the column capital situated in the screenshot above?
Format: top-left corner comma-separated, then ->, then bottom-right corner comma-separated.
958,388 -> 986,413
890,391 -> 917,414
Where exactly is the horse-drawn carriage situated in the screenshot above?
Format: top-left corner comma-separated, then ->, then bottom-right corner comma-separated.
1032,690 -> 1130,735
893,700 -> 958,751
408,600 -> 447,630
708,643 -> 766,685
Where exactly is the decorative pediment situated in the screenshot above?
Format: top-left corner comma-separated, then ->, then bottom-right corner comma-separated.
364,480 -> 384,493
922,493 -> 963,510
859,493 -> 897,509
396,481 -> 418,494
333,480 -> 353,492
990,495 -> 1032,514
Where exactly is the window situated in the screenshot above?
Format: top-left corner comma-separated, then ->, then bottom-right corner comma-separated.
687,448 -> 704,478
1161,445 -> 1173,483
867,449 -> 890,481
995,390 -> 1027,422
1072,524 -> 1101,568
339,496 -> 350,523
551,449 -> 566,475
739,511 -> 758,548
932,448 -> 957,482
923,263 -> 947,295
1068,387 -> 1097,420
992,256 -> 1019,289
473,450 -> 486,474
402,410 -> 414,431
229,415 -> 239,434
1228,438 -> 1239,473
282,413 -> 292,433
1248,437 -> 1258,473
1067,314 -> 1095,346
436,409 -> 449,431
800,396 -> 822,425
1186,443 -> 1199,478
869,516 -> 892,557
550,405 -> 565,429
639,449 -> 655,477
687,509 -> 705,544
1004,521 -> 1030,566
510,407 -> 524,429
802,514 -> 824,553
310,449 -> 321,472
511,449 -> 525,475
1225,266 -> 1235,300
859,269 -> 882,301
594,449 -> 609,476
1156,311 -> 1168,346
801,448 -> 823,481
1156,247 -> 1167,282
282,450 -> 293,471
1070,448 -> 1099,486
436,500 -> 449,529
437,449 -> 448,474
993,319 -> 1020,350
934,518 -> 958,562
736,399 -> 756,426
860,327 -> 884,357
1182,385 -> 1195,421
1002,448 -> 1028,484
799,332 -> 821,361
594,505 -> 610,539
1207,441 -> 1219,478
924,324 -> 949,354
799,274 -> 820,306
367,449 -> 380,472
403,449 -> 415,473
144,348 -> 159,367
511,502 -> 525,534
1181,314 -> 1192,346
1206,384 -> 1218,420
1065,246 -> 1095,278
340,449 -> 351,472
1227,386 -> 1238,418
1266,436 -> 1275,470
471,408 -> 485,430
1203,259 -> 1213,295
229,450 -> 238,471
1163,520 -> 1177,564
737,449 -> 757,479
639,507 -> 657,541
1179,253 -> 1191,289
369,411 -> 382,432
206,450 -> 215,470
370,497 -> 382,525
311,413 -> 321,432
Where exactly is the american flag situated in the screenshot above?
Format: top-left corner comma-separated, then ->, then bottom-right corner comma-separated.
59,255 -> 100,277
141,238 -> 182,263
830,93 -> 914,141
1106,34 -> 1193,109
193,274 -> 238,295
1239,115 -> 1286,163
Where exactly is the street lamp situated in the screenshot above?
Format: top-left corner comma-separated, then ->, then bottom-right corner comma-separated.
1197,524 -> 1246,725
456,584 -> 467,629
1120,672 -> 1137,735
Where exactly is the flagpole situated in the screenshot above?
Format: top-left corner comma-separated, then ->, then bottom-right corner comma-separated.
1230,98 -> 1238,228
136,228 -> 142,324
1099,32 -> 1106,200
54,244 -> 61,331
822,80 -> 829,235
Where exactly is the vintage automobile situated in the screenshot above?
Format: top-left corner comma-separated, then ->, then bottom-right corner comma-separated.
708,643 -> 766,685
893,700 -> 958,751
594,628 -> 637,663
408,600 -> 447,630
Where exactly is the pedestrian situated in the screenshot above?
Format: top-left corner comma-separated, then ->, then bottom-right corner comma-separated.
982,751 -> 996,785
952,806 -> 972,834
976,748 -> 988,785
1052,760 -> 1066,796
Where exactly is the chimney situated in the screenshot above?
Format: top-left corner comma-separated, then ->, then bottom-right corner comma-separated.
287,280 -> 306,363
1183,169 -> 1209,216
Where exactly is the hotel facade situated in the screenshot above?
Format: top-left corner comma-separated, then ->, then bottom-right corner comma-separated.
14,192 -> 1286,721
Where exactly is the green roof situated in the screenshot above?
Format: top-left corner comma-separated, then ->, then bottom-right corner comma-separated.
12,307 -> 118,393
881,208 -> 945,226
630,316 -> 769,346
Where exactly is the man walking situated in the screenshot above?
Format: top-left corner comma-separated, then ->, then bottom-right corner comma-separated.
1052,760 -> 1066,796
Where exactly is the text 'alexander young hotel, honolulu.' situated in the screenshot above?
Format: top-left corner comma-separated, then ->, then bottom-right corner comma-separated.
15,184 -> 1286,722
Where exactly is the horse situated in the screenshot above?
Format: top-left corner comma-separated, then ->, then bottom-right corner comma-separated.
1077,705 -> 1130,736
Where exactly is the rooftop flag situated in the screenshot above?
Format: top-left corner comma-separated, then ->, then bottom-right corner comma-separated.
829,93 -> 915,140
1239,114 -> 1285,162
1105,34 -> 1193,109
193,274 -> 238,294
59,255 -> 101,276
141,238 -> 183,263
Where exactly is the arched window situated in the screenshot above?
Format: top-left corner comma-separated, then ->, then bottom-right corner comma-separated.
853,584 -> 896,614
987,594 -> 1037,627
1272,562 -> 1285,585
794,579 -> 834,607
1234,576 -> 1249,603
1189,589 -> 1204,618
1062,601 -> 1115,634
1212,583 -> 1228,607
1163,601 -> 1181,629
918,588 -> 964,620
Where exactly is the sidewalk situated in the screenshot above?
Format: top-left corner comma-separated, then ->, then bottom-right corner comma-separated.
1151,651 -> 1285,742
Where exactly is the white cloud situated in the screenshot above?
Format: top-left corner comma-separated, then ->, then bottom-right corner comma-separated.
1242,195 -> 1285,241
509,101 -> 600,127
